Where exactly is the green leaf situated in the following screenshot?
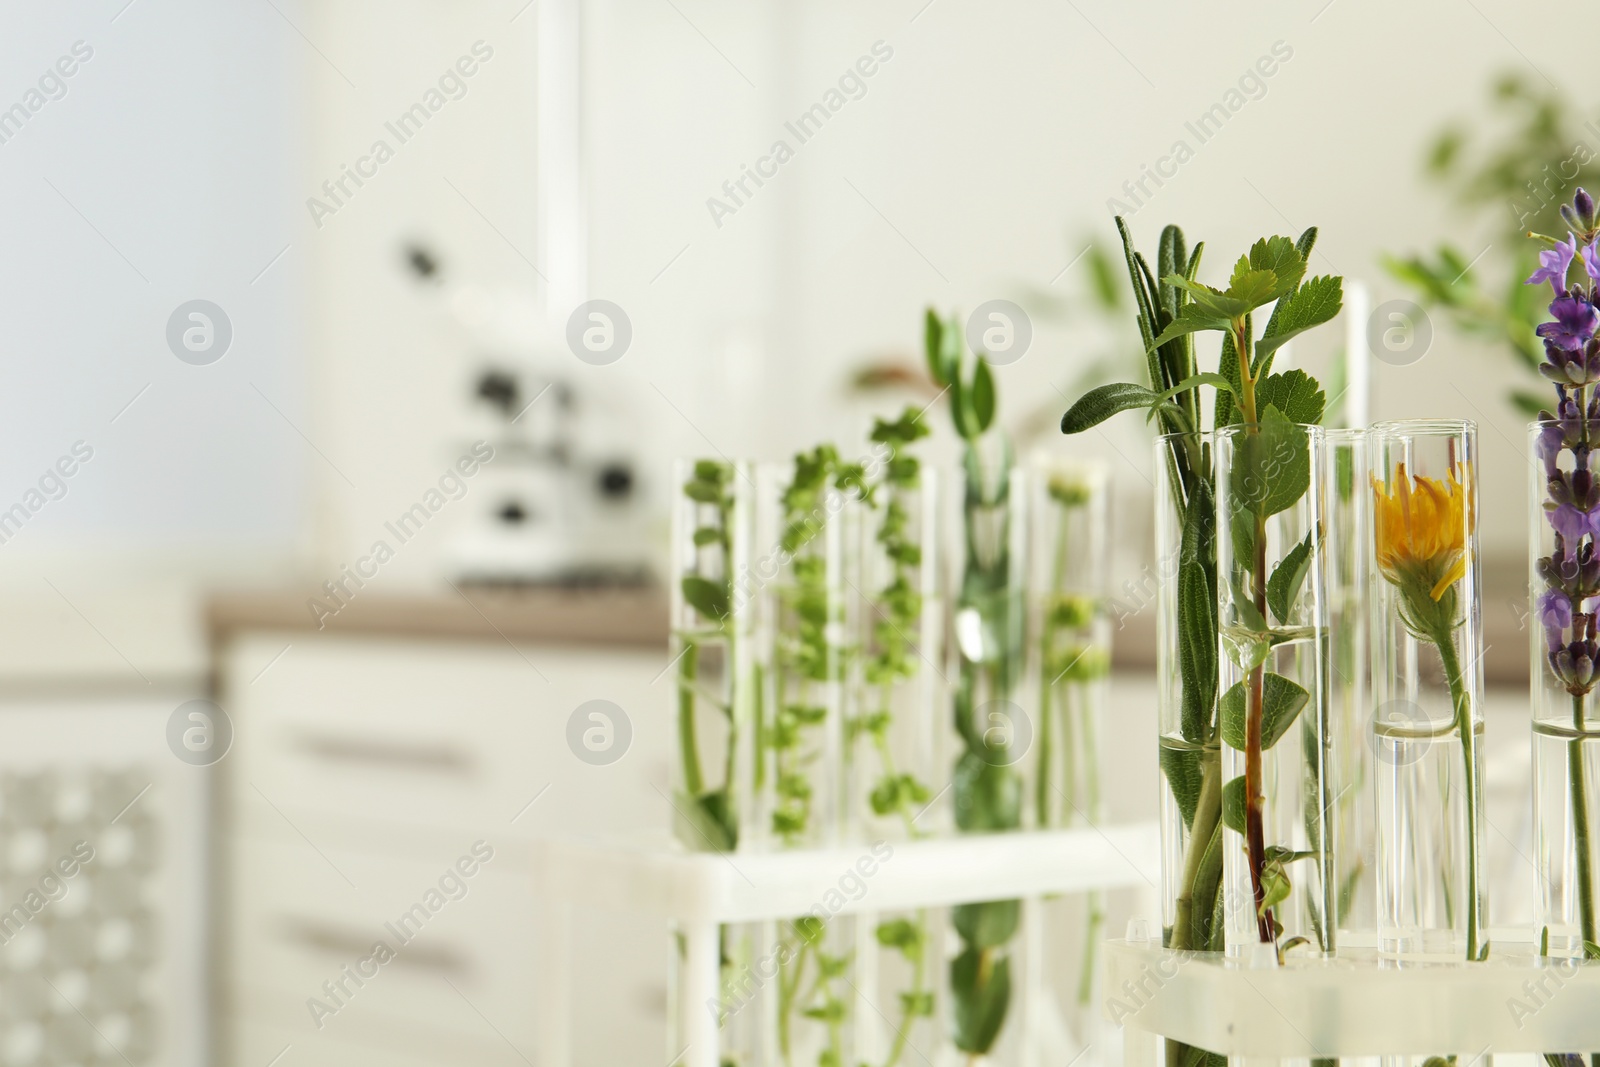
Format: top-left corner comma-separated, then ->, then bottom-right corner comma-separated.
1158,226 -> 1187,322
950,947 -> 1011,1054
1164,276 -> 1252,321
1241,235 -> 1306,298
1227,571 -> 1268,635
1583,940 -> 1600,960
1176,482 -> 1217,743
1215,325 -> 1245,429
1154,372 -> 1233,405
673,789 -> 737,851
950,368 -> 974,439
1229,405 -> 1310,521
683,480 -> 722,504
924,309 -> 949,386
1219,673 -> 1311,752
1150,301 -> 1233,352
1223,269 -> 1282,311
680,576 -> 729,622
1267,533 -> 1314,624
972,358 -> 996,433
1253,370 -> 1326,426
1256,275 -> 1343,366
1060,382 -> 1162,434
952,751 -> 1021,831
1294,226 -> 1318,262
876,918 -> 923,954
1510,389 -> 1549,419
1259,851 -> 1293,915
1160,745 -> 1204,829
1222,775 -> 1248,834
953,899 -> 1020,948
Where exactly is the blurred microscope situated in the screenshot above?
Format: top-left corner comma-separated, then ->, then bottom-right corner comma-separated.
403,242 -> 652,587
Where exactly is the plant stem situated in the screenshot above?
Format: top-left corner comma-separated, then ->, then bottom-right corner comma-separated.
678,640 -> 704,796
1571,691 -> 1597,948
1435,633 -> 1482,960
1170,753 -> 1222,949
1234,320 -> 1274,945
881,911 -> 927,1067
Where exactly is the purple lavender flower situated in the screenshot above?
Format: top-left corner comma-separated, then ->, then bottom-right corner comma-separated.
1538,294 -> 1600,351
1531,233 -> 1580,292
1563,189 -> 1597,236
1551,502 -> 1592,544
1539,420 -> 1564,477
1583,239 -> 1600,283
1542,591 -> 1574,653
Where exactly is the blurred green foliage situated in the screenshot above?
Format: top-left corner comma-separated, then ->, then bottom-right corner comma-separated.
1385,73 -> 1600,415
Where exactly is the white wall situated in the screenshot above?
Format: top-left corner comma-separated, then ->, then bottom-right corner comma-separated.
0,0 -> 304,571
574,0 -> 1541,570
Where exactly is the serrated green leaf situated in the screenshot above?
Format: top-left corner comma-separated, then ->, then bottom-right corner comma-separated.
1254,370 -> 1326,426
1229,405 -> 1310,522
1224,269 -> 1282,311
1166,276 -> 1253,320
1222,775 -> 1248,834
1256,275 -> 1343,366
1242,235 -> 1305,297
1220,673 -> 1311,752
1267,533 -> 1314,624
972,358 -> 996,433
1060,382 -> 1162,434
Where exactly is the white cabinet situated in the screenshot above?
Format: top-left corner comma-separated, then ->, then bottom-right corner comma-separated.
215,628 -> 669,1066
0,700 -> 207,1067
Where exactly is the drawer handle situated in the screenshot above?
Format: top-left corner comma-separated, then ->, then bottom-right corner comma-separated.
293,734 -> 474,775
278,917 -> 471,976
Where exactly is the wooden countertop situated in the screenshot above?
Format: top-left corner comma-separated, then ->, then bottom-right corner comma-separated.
206,585 -> 670,648
207,558 -> 1532,683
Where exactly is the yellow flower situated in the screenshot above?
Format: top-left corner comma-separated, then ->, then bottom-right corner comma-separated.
1372,462 -> 1470,604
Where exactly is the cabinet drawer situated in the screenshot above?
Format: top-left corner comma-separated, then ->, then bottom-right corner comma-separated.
227,835 -> 538,1049
229,1008 -> 535,1067
222,631 -> 663,834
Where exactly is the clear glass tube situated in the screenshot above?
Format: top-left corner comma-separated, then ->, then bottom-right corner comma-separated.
944,436 -> 1027,1063
1369,419 -> 1486,961
1027,456 -> 1112,831
1151,429 -> 1231,1067
669,458 -> 756,854
1024,455 -> 1111,1050
1529,418 -> 1600,960
849,465 -> 943,1066
1213,422 -> 1335,957
1325,427 -> 1375,940
1153,430 -> 1224,956
754,459 -> 851,852
849,469 -> 941,842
